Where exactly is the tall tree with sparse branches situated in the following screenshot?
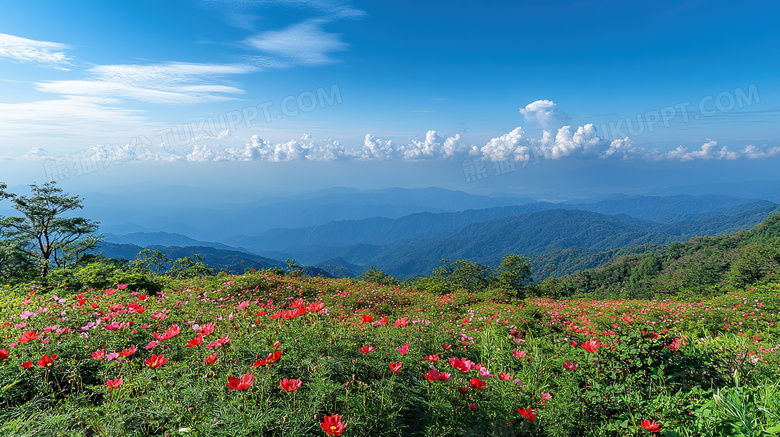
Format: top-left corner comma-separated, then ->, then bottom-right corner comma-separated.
0,181 -> 100,279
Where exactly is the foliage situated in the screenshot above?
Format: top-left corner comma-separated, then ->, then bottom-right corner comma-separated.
539,213 -> 780,299
0,182 -> 100,279
360,267 -> 399,287
403,254 -> 534,301
0,268 -> 778,436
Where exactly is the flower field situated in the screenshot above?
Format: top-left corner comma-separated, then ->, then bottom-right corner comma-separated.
1,273 -> 779,436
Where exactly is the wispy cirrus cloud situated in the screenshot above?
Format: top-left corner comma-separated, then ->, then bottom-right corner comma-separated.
0,97 -> 158,141
37,62 -> 257,105
245,20 -> 348,66
0,33 -> 73,69
201,0 -> 365,22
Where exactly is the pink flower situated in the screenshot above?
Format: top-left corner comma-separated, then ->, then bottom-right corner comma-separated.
513,349 -> 527,359
396,344 -> 410,355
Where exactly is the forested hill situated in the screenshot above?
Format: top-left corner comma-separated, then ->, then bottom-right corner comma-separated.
538,212 -> 780,299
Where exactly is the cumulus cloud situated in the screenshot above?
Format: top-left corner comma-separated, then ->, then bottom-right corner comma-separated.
519,100 -> 571,129
245,20 -> 348,66
647,140 -> 779,162
480,127 -> 533,162
0,33 -> 72,69
11,99 -> 780,165
21,146 -> 50,160
37,62 -> 256,105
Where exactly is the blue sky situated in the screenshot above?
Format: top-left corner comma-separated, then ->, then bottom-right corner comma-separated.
1,0 -> 779,196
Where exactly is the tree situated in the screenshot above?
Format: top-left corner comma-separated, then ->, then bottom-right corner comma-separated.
490,254 -> 534,299
132,249 -> 171,276
285,258 -> 303,276
0,184 -> 36,280
360,266 -> 399,286
432,258 -> 491,291
0,182 -> 100,279
166,254 -> 214,279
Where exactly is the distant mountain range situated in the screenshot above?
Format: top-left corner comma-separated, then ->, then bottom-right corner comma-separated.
97,189 -> 780,280
85,186 -> 534,240
95,243 -> 286,274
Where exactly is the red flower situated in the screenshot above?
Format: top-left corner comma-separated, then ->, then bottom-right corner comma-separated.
254,349 -> 282,367
227,372 -> 254,391
307,301 -> 325,312
393,317 -> 408,327
581,338 -> 601,353
360,314 -> 373,323
204,353 -> 218,365
19,330 -> 42,343
641,420 -> 662,433
119,346 -> 137,357
0,349 -> 9,360
389,362 -> 403,373
37,353 -> 57,368
448,357 -> 475,373
424,354 -> 439,363
266,350 -> 282,363
280,378 -> 302,392
144,354 -> 167,369
562,361 -> 579,370
21,361 -> 33,369
320,414 -> 347,436
107,378 -> 123,390
518,407 -> 537,423
642,330 -> 659,340
187,334 -> 203,348
442,344 -> 452,350
424,368 -> 451,382
161,324 -> 180,340
396,344 -> 410,355
358,346 -> 375,354
469,378 -> 486,390
498,372 -> 512,381
197,322 -> 216,336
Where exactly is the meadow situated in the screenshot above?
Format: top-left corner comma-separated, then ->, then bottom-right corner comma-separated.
1,273 -> 779,436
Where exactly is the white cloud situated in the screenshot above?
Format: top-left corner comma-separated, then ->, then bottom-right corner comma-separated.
480,127 -> 533,162
359,134 -> 398,160
204,0 -> 365,22
539,124 -> 604,160
742,144 -> 780,159
0,33 -> 72,69
21,146 -> 50,160
37,62 -> 256,105
0,98 -> 157,141
602,137 -> 636,159
519,100 -> 571,129
245,20 -> 348,65
398,130 -> 478,160
659,140 -> 737,162
9,98 -> 780,165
